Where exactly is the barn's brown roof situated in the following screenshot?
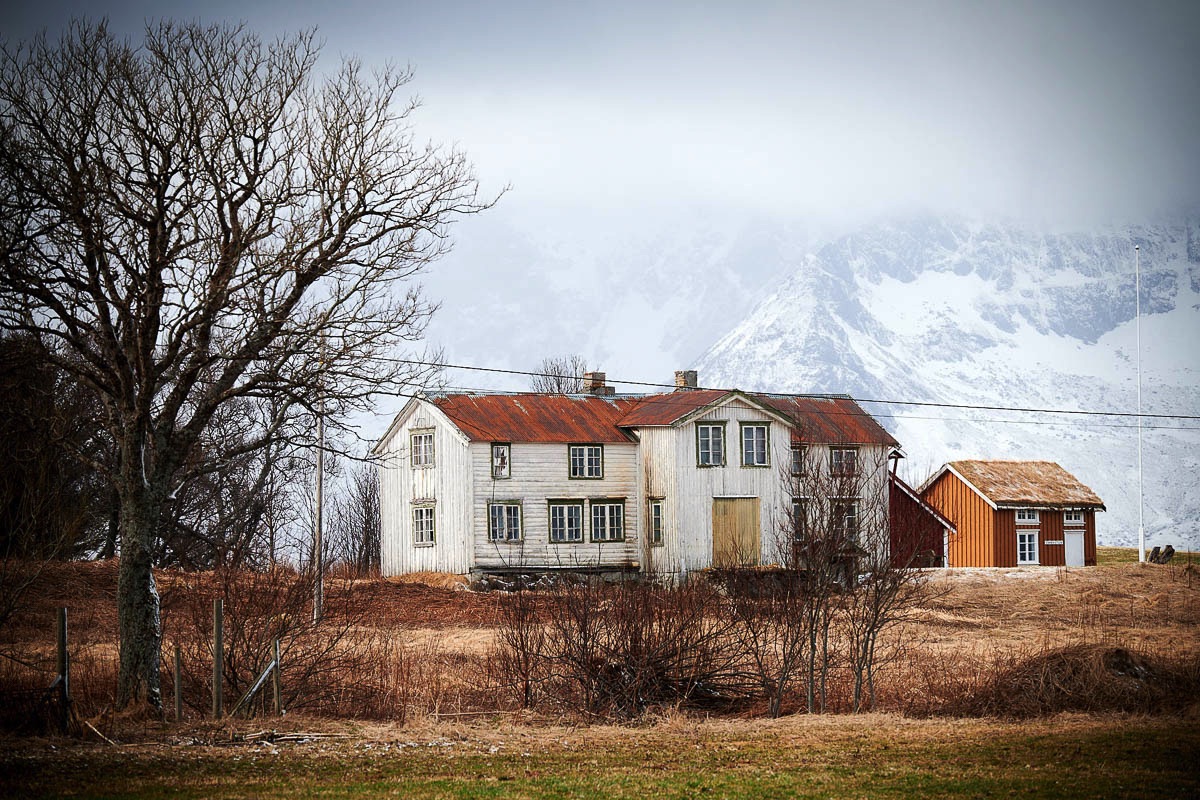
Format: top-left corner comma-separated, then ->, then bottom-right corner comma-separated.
615,389 -> 733,426
946,460 -> 1105,509
431,393 -> 640,443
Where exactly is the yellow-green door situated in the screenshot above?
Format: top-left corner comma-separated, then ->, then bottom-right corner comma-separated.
712,498 -> 760,567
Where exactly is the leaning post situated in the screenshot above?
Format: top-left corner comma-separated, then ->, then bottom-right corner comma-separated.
272,638 -> 283,716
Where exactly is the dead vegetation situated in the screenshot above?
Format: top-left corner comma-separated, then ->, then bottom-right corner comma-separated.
1,558 -> 1198,735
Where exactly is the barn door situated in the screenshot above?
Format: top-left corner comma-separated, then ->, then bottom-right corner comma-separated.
712,498 -> 760,567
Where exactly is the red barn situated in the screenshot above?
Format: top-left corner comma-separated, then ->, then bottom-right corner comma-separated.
919,460 -> 1105,568
889,473 -> 954,568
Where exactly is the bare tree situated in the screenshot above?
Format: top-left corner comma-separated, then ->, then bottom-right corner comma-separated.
0,21 -> 490,711
327,462 -> 381,577
529,355 -> 588,393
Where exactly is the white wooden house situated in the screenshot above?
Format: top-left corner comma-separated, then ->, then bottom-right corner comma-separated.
374,372 -> 901,578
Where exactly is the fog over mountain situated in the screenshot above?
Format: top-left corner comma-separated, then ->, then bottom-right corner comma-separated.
694,215 -> 1200,551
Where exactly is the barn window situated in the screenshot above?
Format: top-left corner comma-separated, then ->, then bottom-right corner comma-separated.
488,503 -> 523,542
830,447 -> 858,476
591,501 -> 625,542
1016,509 -> 1040,524
697,423 -> 725,466
412,505 -> 435,546
1063,510 -> 1084,526
568,445 -> 603,479
649,500 -> 664,546
1017,530 -> 1039,564
491,443 -> 511,479
740,423 -> 769,467
549,501 -> 583,543
410,431 -> 434,467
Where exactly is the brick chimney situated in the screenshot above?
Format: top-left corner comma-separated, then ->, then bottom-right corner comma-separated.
584,371 -> 615,396
674,370 -> 698,390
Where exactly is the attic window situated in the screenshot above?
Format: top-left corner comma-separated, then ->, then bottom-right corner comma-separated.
791,445 -> 807,476
410,431 -> 434,468
1064,510 -> 1084,526
491,443 -> 511,479
740,423 -> 769,467
1016,509 -> 1040,524
569,445 -> 603,479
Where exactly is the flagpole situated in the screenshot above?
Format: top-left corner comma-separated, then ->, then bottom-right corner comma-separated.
1135,244 -> 1145,563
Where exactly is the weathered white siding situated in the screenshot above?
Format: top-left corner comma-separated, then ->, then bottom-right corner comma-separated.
377,400 -> 473,575
471,441 -> 640,570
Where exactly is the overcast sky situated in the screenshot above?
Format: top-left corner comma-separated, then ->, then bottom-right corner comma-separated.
10,1 -> 1200,227
7,2 -> 1200,441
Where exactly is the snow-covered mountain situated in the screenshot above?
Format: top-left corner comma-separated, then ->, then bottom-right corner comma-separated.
695,216 -> 1200,551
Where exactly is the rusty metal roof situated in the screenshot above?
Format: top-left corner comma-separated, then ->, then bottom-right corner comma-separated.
431,393 -> 641,443
430,389 -> 899,447
758,395 -> 900,447
947,460 -> 1105,509
614,389 -> 731,426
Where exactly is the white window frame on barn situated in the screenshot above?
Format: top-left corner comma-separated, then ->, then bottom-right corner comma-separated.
1063,510 -> 1084,526
696,423 -> 726,467
548,500 -> 584,543
412,505 -> 435,546
830,447 -> 858,477
568,444 -> 604,479
1016,509 -> 1040,524
488,502 -> 523,542
410,430 -> 435,468
590,501 -> 625,542
491,443 -> 511,479
740,423 -> 769,467
1017,530 -> 1039,564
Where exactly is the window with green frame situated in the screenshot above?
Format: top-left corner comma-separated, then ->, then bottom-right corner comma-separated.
549,501 -> 584,543
590,501 -> 624,542
740,423 -> 769,466
649,500 -> 664,546
696,423 -> 725,466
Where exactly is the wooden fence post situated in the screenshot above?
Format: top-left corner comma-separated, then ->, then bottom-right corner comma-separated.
174,643 -> 182,723
57,607 -> 69,734
272,638 -> 282,716
213,598 -> 223,719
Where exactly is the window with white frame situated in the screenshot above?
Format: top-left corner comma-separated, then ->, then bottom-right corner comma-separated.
1017,530 -> 1039,564
488,503 -> 523,542
491,443 -> 511,479
410,431 -> 434,467
790,445 -> 807,476
649,500 -> 664,546
833,498 -> 859,544
549,501 -> 583,543
740,423 -> 769,467
830,447 -> 858,477
1016,509 -> 1040,524
1063,510 -> 1084,526
590,501 -> 625,542
412,505 -> 435,546
697,423 -> 725,466
568,445 -> 603,479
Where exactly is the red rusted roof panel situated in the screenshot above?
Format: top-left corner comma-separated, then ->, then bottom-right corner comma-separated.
616,389 -> 731,426
949,460 -> 1105,508
432,393 -> 640,443
757,395 -> 900,446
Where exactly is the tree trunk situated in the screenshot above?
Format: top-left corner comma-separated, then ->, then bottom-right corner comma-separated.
115,482 -> 164,713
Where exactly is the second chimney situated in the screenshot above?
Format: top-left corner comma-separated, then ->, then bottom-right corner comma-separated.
674,370 -> 698,390
584,371 -> 615,396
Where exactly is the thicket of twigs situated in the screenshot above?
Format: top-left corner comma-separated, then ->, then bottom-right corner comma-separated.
2,561 -> 1199,734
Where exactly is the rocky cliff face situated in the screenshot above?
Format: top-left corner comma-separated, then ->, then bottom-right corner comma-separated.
696,215 -> 1200,550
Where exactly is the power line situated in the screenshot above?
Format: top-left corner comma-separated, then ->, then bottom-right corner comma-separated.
372,356 -> 1200,422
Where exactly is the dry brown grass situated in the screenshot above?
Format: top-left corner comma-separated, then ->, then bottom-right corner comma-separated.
2,559 -> 1198,732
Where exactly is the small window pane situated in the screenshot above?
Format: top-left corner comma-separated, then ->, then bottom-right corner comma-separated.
411,432 -> 434,467
492,444 -> 511,479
